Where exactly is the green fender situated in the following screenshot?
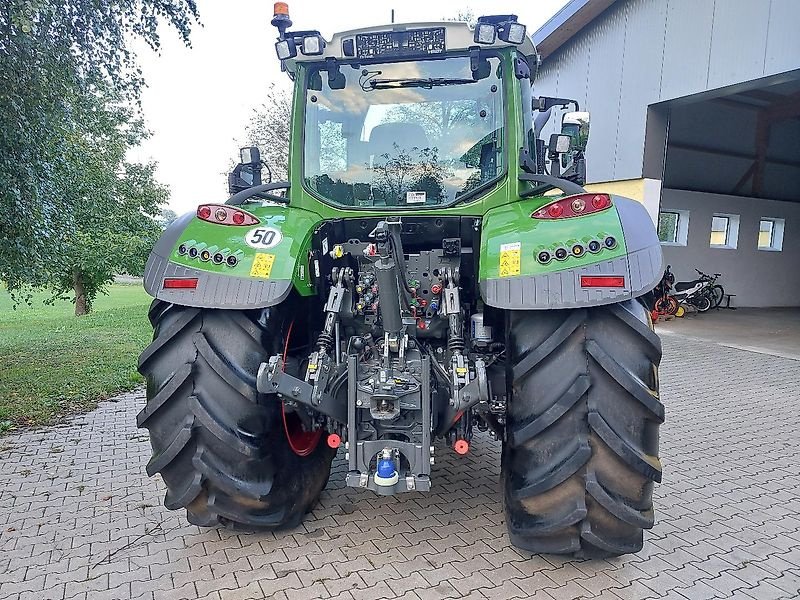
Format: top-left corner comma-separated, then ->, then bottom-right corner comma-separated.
478,194 -> 663,309
142,205 -> 321,309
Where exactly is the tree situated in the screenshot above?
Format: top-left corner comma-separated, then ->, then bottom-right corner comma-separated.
44,98 -> 167,315
0,0 -> 199,293
158,208 -> 178,229
241,82 -> 292,181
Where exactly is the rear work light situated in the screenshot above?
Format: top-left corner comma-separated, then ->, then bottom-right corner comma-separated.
532,194 -> 613,219
580,275 -> 625,288
196,204 -> 259,226
163,278 -> 198,290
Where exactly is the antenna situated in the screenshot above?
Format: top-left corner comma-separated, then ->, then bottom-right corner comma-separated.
391,9 -> 395,24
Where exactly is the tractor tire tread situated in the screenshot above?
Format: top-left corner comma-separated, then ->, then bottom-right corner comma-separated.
504,299 -> 662,557
138,301 -> 335,530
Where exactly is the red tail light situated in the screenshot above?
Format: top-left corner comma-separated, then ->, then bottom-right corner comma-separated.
163,277 -> 199,289
196,204 -> 259,226
580,275 -> 625,288
532,194 -> 613,219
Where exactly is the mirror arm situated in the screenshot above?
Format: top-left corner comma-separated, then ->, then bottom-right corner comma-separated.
533,96 -> 579,112
518,172 -> 586,197
226,182 -> 291,206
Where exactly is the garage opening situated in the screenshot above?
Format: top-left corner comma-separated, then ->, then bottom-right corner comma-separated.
654,73 -> 800,308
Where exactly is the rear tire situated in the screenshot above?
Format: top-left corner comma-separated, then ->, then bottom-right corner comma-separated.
137,301 -> 335,529
654,295 -> 678,316
503,300 -> 663,557
693,294 -> 712,312
710,285 -> 725,308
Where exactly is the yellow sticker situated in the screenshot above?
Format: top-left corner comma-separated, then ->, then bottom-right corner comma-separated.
250,253 -> 276,278
499,242 -> 521,277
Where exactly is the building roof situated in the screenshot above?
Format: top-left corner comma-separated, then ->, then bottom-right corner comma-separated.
532,0 -> 616,60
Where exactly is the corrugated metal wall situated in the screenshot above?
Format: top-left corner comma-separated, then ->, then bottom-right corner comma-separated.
534,0 -> 800,183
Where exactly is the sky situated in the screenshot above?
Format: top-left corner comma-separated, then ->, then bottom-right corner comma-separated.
130,0 -> 571,215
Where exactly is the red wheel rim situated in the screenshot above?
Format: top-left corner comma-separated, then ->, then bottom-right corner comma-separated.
280,319 -> 322,456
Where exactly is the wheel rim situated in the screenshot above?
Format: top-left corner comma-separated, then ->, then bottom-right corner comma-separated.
281,404 -> 322,456
281,318 -> 322,457
666,297 -> 679,315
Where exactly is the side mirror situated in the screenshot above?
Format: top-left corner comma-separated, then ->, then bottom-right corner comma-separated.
228,146 -> 264,194
561,111 -> 590,153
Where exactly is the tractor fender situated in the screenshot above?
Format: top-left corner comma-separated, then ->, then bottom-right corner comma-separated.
479,194 -> 662,310
142,205 -> 320,309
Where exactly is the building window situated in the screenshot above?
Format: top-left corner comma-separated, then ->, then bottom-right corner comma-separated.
709,214 -> 739,249
758,218 -> 785,252
658,209 -> 689,246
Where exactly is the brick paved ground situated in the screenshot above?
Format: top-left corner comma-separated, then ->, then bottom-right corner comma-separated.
1,335 -> 799,600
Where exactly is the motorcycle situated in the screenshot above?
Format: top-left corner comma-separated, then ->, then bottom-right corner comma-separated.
652,266 -> 680,316
672,268 -> 722,312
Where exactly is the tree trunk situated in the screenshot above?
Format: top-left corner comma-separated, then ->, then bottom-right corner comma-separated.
73,270 -> 89,316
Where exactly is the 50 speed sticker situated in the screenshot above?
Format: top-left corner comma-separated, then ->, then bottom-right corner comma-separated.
499,242 -> 521,277
250,253 -> 276,278
245,226 -> 282,249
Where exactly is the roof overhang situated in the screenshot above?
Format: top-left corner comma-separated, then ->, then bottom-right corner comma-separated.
532,0 -> 616,61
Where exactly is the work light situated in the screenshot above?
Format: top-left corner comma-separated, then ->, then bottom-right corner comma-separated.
499,22 -> 526,44
275,38 -> 296,60
474,23 -> 496,44
301,34 -> 324,55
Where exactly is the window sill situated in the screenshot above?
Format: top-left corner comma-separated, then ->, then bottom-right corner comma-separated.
660,241 -> 686,247
757,246 -> 782,253
709,244 -> 737,250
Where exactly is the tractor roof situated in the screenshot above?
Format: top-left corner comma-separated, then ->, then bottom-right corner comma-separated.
282,20 -> 538,74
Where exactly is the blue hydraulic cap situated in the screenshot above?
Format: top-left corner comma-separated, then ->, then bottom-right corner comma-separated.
377,457 -> 397,478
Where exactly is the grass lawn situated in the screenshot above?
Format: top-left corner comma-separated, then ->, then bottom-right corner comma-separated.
0,284 -> 153,431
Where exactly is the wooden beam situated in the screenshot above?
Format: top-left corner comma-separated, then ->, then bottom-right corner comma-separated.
668,142 -> 800,169
731,162 -> 757,195
740,89 -> 786,104
711,98 -> 763,112
764,91 -> 800,123
752,112 -> 771,196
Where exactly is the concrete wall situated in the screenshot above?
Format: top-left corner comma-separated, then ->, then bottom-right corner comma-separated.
660,188 -> 800,307
533,0 -> 800,184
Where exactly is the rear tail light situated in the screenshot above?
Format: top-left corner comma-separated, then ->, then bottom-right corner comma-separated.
532,194 -> 613,219
580,275 -> 625,288
163,277 -> 199,289
197,204 -> 259,226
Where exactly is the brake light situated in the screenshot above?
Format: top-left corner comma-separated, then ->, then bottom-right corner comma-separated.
196,204 -> 259,226
163,278 -> 199,289
532,194 -> 613,219
580,275 -> 625,288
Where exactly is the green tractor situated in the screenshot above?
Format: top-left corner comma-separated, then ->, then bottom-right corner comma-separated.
137,5 -> 664,557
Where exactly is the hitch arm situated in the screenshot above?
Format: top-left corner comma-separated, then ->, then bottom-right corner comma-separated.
257,356 -> 347,423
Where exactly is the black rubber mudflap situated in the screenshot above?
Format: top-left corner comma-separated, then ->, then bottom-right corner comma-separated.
504,300 -> 663,557
137,300 -> 336,529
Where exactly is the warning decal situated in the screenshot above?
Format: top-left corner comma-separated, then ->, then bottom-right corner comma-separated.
250,253 -> 276,278
499,242 -> 521,278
